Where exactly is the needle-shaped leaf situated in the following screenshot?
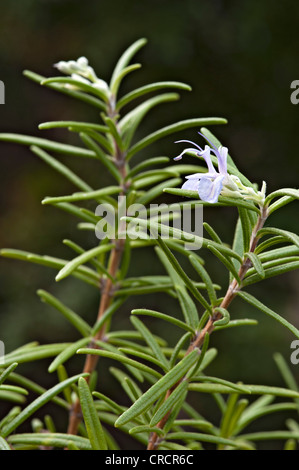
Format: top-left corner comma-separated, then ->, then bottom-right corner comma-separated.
114,349 -> 199,427
156,237 -> 212,313
42,185 -> 120,206
48,337 -> 91,373
237,291 -> 299,339
23,70 -> 106,110
79,132 -> 121,182
126,118 -> 227,160
3,343 -> 70,367
30,146 -> 93,192
0,363 -> 18,386
7,433 -> 92,450
150,380 -> 189,427
39,120 -> 109,134
78,377 -> 108,450
55,244 -> 113,282
257,227 -> 299,249
131,309 -> 195,335
265,188 -> 299,205
119,93 -> 180,148
0,133 -> 97,159
37,290 -> 91,337
244,252 -> 265,279
109,38 -> 147,91
77,348 -> 162,379
207,244 -> 241,285
189,255 -> 218,306
41,76 -> 109,102
130,316 -> 169,371
1,373 -> 88,437
117,80 -> 191,110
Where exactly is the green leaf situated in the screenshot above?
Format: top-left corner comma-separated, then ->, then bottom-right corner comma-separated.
257,227 -> 299,249
126,118 -> 227,160
136,177 -> 182,205
131,309 -> 195,335
78,377 -> 107,450
7,433 -> 92,450
193,376 -> 251,394
23,70 -> 106,110
189,254 -> 218,306
273,353 -> 299,411
0,248 -> 101,287
41,76 -> 108,102
239,431 -> 299,443
109,38 -> 147,91
122,215 -> 243,262
268,196 -> 296,214
91,298 -> 128,336
0,363 -> 18,386
0,436 -> 11,450
238,208 -> 252,254
164,189 -> 260,213
39,120 -> 109,134
244,252 -> 265,279
156,236 -> 212,313
48,337 -> 91,373
37,290 -> 91,337
117,81 -> 191,110
3,343 -> 70,367
126,156 -> 170,179
1,373 -> 88,437
207,244 -> 241,285
42,185 -> 120,205
115,349 -> 200,427
150,380 -> 188,427
111,63 -> 142,96
55,244 -> 113,282
30,146 -> 93,192
130,316 -> 169,371
259,245 -> 299,263
238,291 -> 299,339
77,348 -> 162,379
265,188 -> 299,205
165,432 -> 241,448
104,116 -> 125,152
0,133 -> 97,159
79,132 -> 121,181
189,383 -> 299,397
118,348 -> 168,372
119,93 -> 180,148
254,236 -> 287,254
129,425 -> 165,437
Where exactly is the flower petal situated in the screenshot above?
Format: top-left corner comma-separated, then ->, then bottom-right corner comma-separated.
185,172 -> 216,179
201,145 -> 216,174
217,146 -> 228,174
198,175 -> 224,203
181,178 -> 200,191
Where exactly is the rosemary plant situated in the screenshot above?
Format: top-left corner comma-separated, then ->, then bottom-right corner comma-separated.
0,39 -> 299,451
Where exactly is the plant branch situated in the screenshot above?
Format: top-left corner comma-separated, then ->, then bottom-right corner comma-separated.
147,204 -> 269,450
67,102 -> 128,436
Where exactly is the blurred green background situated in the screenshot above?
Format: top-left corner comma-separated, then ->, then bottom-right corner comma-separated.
0,0 -> 299,448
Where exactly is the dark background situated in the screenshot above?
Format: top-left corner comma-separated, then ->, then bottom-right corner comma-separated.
0,0 -> 299,449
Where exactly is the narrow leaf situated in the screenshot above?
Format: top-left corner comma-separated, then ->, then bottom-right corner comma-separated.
78,377 -> 107,450
114,349 -> 199,427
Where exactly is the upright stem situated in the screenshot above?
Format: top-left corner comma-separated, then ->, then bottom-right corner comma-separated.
147,204 -> 269,450
67,98 -> 128,436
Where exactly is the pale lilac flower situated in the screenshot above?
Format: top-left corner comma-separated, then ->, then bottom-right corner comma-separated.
174,133 -> 229,203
